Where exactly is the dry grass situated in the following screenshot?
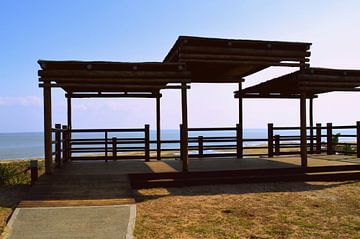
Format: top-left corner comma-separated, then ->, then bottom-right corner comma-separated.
134,181 -> 360,239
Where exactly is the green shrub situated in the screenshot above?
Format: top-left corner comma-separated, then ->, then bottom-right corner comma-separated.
0,162 -> 30,185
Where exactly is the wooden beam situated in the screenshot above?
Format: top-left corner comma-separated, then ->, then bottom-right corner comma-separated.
179,59 -> 306,67
39,70 -> 191,79
43,84 -> 53,174
179,53 -> 309,62
299,86 -> 360,92
40,77 -> 191,84
66,93 -> 160,98
180,46 -> 311,58
300,92 -> 308,167
181,82 -> 189,172
40,83 -> 166,90
156,96 -> 161,161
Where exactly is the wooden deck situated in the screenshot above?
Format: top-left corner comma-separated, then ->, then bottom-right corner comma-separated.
19,155 -> 360,207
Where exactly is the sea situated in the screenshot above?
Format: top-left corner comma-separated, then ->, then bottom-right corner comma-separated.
0,128 -> 356,160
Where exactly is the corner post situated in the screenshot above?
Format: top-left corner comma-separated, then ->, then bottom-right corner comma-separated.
144,124 -> 150,162
55,124 -> 61,168
112,137 -> 117,161
181,82 -> 189,172
62,125 -> 69,162
30,160 -> 38,186
43,83 -> 53,174
236,124 -> 243,158
316,123 -> 322,154
267,123 -> 274,158
326,123 -> 333,155
198,136 -> 203,158
300,92 -> 308,167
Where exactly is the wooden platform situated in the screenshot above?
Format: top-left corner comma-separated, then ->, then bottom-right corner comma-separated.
20,155 -> 360,207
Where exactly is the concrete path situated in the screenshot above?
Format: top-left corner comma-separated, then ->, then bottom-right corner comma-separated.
4,205 -> 136,239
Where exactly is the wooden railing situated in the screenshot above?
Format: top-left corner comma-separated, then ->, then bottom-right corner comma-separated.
270,122 -> 360,157
51,122 -> 360,166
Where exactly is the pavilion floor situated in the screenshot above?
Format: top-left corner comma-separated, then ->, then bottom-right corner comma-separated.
18,154 -> 359,208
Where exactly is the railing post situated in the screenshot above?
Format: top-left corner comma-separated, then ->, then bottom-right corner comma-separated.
274,134 -> 280,156
357,121 -> 360,158
62,125 -> 69,162
105,131 -> 108,162
236,124 -> 243,158
268,123 -> 274,158
327,123 -> 333,155
316,123 -> 322,154
112,137 -> 117,161
180,124 -> 188,171
55,124 -> 61,168
144,124 -> 150,162
180,124 -> 183,161
30,160 -> 38,186
198,136 -> 203,158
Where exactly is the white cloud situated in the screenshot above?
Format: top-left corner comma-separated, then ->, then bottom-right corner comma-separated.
0,96 -> 42,106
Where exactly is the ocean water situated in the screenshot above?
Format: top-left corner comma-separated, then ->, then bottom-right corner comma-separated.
0,128 -> 356,160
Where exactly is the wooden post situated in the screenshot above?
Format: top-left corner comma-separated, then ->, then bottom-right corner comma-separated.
66,96 -> 72,155
309,98 -> 314,154
105,131 -> 108,162
30,160 -> 38,186
327,123 -> 333,155
181,82 -> 189,172
356,121 -> 360,158
43,84 -> 53,174
55,124 -> 61,168
112,137 -> 117,160
267,123 -> 274,158
62,125 -> 68,162
316,123 -> 322,154
300,92 -> 308,167
156,96 -> 161,161
274,134 -> 280,156
236,124 -> 243,158
198,136 -> 203,158
144,124 -> 150,162
67,96 -> 72,129
179,124 -> 183,160
237,80 -> 244,159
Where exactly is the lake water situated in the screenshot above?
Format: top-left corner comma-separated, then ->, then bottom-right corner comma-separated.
0,128 -> 355,160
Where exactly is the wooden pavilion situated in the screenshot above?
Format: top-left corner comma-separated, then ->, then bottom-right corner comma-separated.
38,61 -> 191,174
235,67 -> 360,166
38,35 -> 360,176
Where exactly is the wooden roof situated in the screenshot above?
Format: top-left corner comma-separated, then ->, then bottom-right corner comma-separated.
38,60 -> 191,97
235,68 -> 360,98
164,36 -> 311,83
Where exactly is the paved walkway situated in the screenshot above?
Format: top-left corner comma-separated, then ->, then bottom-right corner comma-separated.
5,205 -> 136,239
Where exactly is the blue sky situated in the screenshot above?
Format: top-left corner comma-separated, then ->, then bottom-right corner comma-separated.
1,0 -> 360,132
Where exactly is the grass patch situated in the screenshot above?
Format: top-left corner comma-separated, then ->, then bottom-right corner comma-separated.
134,181 -> 360,239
